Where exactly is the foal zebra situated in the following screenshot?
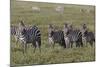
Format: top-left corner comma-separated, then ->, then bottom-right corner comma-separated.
48,24 -> 66,48
17,21 -> 41,53
63,23 -> 83,48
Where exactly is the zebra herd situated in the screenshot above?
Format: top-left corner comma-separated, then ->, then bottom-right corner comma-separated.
48,23 -> 95,49
11,20 -> 95,53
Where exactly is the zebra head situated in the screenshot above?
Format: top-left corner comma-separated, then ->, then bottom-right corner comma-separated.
81,23 -> 88,37
48,24 -> 54,37
63,23 -> 69,37
17,20 -> 27,42
11,25 -> 18,36
63,23 -> 74,37
68,24 -> 73,31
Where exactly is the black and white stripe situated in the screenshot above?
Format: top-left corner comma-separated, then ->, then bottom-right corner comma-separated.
81,24 -> 95,46
67,29 -> 83,47
17,21 -> 41,53
48,24 -> 66,48
11,25 -> 18,36
11,25 -> 20,42
51,30 -> 66,48
63,23 -> 83,48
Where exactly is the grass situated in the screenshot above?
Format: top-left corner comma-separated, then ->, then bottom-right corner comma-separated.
11,40 -> 95,65
10,0 -> 95,66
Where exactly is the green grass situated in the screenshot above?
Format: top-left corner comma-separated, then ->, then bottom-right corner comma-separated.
10,0 -> 95,66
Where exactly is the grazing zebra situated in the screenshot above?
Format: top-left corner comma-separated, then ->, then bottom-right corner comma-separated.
17,20 -> 41,53
81,24 -> 95,46
63,23 -> 83,48
48,24 -> 66,48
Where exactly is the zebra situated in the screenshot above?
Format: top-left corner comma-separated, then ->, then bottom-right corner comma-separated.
48,24 -> 66,48
63,23 -> 70,48
17,20 -> 41,53
81,23 -> 95,46
11,25 -> 18,36
63,23 -> 83,48
11,25 -> 19,42
48,24 -> 55,47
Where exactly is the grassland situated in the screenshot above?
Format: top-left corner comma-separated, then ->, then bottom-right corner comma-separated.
10,0 -> 95,66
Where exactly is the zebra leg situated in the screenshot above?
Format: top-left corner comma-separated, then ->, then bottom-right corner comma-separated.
32,42 -> 36,53
65,37 -> 70,48
76,42 -> 79,47
76,41 -> 82,47
80,41 -> 83,47
70,42 -> 73,48
23,43 -> 27,53
48,37 -> 55,48
36,41 -> 41,53
82,37 -> 87,47
62,41 -> 66,48
20,41 -> 25,53
52,42 -> 55,49
33,45 -> 36,53
16,38 -> 19,47
39,40 -> 41,53
78,40 -> 83,47
89,41 -> 93,47
48,37 -> 52,47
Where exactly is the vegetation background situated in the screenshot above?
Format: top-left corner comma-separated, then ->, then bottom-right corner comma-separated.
11,0 -> 95,66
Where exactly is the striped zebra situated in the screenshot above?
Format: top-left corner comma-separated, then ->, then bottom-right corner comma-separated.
81,24 -> 95,46
63,23 -> 83,48
11,25 -> 19,42
11,25 -> 18,36
63,23 -> 70,48
48,24 -> 55,47
48,24 -> 66,48
17,20 -> 41,53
